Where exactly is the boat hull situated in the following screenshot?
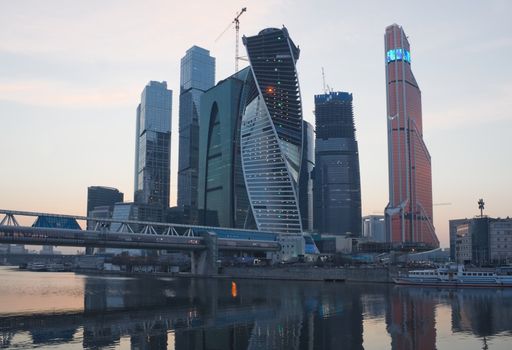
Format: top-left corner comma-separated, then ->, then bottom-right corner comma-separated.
394,278 -> 512,288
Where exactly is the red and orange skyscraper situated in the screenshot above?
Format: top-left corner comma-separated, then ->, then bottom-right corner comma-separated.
384,24 -> 439,248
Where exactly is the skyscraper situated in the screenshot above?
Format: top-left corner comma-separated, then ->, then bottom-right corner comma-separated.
196,27 -> 306,235
198,68 -> 252,228
177,46 -> 215,211
313,92 -> 362,236
384,24 -> 439,247
299,120 -> 315,231
134,81 -> 172,208
241,27 -> 303,234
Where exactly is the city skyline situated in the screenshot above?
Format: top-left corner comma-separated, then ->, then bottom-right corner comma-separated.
1,0 -> 511,247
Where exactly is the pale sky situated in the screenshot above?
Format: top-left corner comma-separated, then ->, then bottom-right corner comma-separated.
1,0 -> 511,248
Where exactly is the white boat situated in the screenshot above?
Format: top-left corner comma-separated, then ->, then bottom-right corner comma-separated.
47,263 -> 66,272
27,262 -> 47,271
394,264 -> 512,287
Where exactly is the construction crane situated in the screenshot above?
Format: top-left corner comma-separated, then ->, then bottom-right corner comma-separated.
215,7 -> 247,73
321,67 -> 333,93
321,67 -> 327,93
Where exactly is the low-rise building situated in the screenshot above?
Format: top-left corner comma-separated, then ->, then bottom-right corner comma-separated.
453,216 -> 512,266
490,219 -> 512,264
455,223 -> 472,264
449,218 -> 469,261
362,215 -> 386,242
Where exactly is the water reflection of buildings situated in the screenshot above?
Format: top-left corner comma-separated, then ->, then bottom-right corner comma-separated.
451,289 -> 512,337
386,287 -> 436,350
2,278 -> 512,349
174,282 -> 364,350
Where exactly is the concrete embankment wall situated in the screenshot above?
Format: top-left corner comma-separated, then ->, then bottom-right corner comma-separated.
222,266 -> 401,283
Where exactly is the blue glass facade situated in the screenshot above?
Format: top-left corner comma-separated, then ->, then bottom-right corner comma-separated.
134,81 -> 172,208
177,46 -> 215,211
313,92 -> 362,236
32,216 -> 81,230
198,68 -> 252,229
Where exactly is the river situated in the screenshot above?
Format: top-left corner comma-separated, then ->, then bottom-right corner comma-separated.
0,266 -> 511,349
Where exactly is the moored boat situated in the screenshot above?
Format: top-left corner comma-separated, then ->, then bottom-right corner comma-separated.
27,262 -> 47,271
394,264 -> 512,287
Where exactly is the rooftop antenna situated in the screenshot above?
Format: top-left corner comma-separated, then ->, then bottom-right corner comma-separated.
215,7 -> 247,73
478,198 -> 485,217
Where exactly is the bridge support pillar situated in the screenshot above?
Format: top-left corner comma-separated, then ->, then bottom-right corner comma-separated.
190,231 -> 218,276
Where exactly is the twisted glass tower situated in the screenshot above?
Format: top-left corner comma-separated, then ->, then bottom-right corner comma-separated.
384,24 -> 439,248
241,27 -> 303,234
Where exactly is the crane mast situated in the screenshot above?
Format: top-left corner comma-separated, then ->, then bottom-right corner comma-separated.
215,7 -> 247,73
234,7 -> 247,72
321,67 -> 327,93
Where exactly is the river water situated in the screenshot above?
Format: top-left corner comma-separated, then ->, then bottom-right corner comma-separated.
0,266 -> 511,349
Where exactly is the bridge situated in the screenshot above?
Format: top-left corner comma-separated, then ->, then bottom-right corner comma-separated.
0,209 -> 281,275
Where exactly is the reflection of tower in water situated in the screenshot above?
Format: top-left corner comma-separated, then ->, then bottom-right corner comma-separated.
173,281 -> 364,350
451,289 -> 512,338
386,288 -> 436,350
1,332 -> 14,348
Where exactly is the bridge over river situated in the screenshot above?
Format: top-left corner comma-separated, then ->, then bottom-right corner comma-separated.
0,209 -> 280,275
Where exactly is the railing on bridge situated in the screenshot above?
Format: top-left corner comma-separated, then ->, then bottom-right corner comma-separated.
0,209 -> 200,237
0,208 -> 281,276
0,209 -> 281,253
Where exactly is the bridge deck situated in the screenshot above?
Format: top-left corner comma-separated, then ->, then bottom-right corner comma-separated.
0,225 -> 280,252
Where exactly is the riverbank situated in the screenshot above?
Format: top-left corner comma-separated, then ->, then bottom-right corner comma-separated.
221,265 -> 402,283
75,265 -> 402,283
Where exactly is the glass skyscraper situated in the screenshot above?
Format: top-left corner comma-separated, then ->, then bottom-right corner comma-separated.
134,81 -> 172,208
241,27 -> 304,234
177,46 -> 215,211
198,68 -> 252,228
313,92 -> 362,235
299,120 -> 315,232
384,24 -> 439,248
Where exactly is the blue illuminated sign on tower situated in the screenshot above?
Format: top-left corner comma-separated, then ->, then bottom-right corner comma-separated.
386,48 -> 411,63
